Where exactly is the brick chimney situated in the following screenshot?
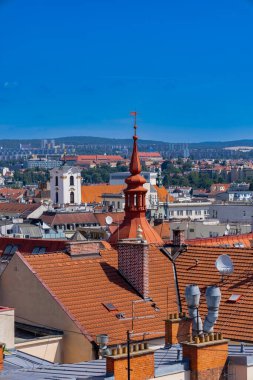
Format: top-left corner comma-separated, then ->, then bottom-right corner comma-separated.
173,228 -> 185,246
106,342 -> 154,380
182,333 -> 229,380
65,241 -> 102,258
117,240 -> 149,299
165,312 -> 192,345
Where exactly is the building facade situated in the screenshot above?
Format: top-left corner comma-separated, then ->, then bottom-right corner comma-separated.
50,165 -> 82,206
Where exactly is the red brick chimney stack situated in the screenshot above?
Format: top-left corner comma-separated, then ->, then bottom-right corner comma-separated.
117,240 -> 149,299
106,342 -> 154,380
182,333 -> 229,380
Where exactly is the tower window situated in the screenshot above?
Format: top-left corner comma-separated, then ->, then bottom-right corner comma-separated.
70,191 -> 75,204
55,176 -> 58,186
70,175 -> 74,186
55,191 -> 59,203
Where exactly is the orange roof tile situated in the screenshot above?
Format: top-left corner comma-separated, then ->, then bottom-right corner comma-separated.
0,203 -> 40,216
81,185 -> 125,203
139,152 -> 162,158
187,233 -> 253,248
94,212 -> 125,226
176,245 -> 253,342
153,185 -> 174,202
153,221 -> 170,240
21,245 -> 177,345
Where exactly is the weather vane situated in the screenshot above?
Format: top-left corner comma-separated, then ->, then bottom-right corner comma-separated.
130,111 -> 137,135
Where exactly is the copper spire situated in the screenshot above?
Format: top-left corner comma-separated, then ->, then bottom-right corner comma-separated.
129,114 -> 142,175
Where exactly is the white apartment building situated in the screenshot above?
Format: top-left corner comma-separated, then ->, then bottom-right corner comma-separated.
165,201 -> 211,221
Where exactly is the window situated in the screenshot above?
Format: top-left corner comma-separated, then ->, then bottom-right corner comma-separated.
55,176 -> 58,186
32,247 -> 46,254
169,211 -> 174,216
55,191 -> 59,204
70,175 -> 74,186
227,294 -> 242,303
186,210 -> 192,216
70,191 -> 75,204
5,245 -> 18,255
2,245 -> 18,261
103,302 -> 117,311
177,210 -> 183,216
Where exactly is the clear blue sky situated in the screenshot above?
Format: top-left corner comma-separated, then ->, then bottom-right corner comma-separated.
1,0 -> 253,142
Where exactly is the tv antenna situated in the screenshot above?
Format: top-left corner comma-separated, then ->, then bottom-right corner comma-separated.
215,254 -> 234,282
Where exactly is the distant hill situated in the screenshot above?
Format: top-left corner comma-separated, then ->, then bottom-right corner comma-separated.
1,136 -> 253,149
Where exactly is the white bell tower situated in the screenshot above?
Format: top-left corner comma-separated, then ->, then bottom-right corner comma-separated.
50,164 -> 82,206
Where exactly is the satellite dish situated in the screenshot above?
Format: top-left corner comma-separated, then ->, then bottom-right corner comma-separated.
215,254 -> 234,276
105,216 -> 113,225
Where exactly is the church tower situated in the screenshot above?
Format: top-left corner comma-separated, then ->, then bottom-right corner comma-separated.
50,159 -> 82,206
109,122 -> 163,245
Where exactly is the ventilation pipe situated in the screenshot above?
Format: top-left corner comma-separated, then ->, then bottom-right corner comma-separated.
185,284 -> 203,336
203,286 -> 221,333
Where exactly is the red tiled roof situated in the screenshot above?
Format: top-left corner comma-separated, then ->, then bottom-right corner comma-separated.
0,203 -> 40,216
41,212 -> 98,226
139,152 -> 162,158
176,245 -> 253,342
21,245 -> 177,345
77,155 -> 124,162
187,233 -> 253,248
153,221 -> 170,239
81,185 -> 125,203
0,188 -> 26,200
153,185 -> 174,202
94,212 -> 125,226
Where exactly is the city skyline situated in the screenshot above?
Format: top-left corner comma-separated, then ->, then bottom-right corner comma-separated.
1,0 -> 253,141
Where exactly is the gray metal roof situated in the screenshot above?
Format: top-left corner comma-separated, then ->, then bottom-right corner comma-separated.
2,344 -> 253,379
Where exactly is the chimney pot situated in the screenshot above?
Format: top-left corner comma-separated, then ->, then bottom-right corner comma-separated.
133,344 -> 138,352
139,343 -> 145,351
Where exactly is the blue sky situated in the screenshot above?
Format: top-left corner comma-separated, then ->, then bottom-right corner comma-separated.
1,0 -> 253,142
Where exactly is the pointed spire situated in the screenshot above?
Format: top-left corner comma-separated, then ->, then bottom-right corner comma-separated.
129,112 -> 142,175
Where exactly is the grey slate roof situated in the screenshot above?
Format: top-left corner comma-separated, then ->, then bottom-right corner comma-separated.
2,344 -> 253,379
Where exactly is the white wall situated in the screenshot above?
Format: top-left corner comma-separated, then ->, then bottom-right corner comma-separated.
16,336 -> 63,363
210,204 -> 253,224
167,203 -> 211,221
50,166 -> 82,205
0,308 -> 14,349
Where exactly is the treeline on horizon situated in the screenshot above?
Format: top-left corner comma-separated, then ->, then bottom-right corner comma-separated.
1,136 -> 253,149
